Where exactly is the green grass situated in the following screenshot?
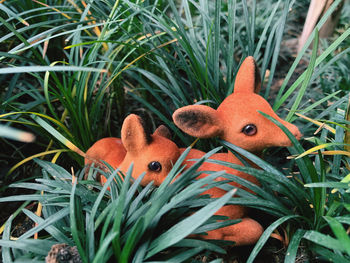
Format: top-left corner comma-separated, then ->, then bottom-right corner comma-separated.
211,108 -> 350,262
0,149 -> 238,262
1,0 -> 173,158
127,0 -> 297,145
1,0 -> 350,262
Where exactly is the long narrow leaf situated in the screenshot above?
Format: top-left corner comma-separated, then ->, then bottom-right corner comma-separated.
286,28 -> 318,121
70,178 -> 88,263
284,229 -> 306,263
2,215 -> 13,263
324,216 -> 350,255
146,189 -> 235,258
273,0 -> 344,109
247,215 -> 300,263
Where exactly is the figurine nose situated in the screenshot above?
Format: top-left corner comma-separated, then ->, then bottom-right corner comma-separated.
291,125 -> 302,140
282,120 -> 302,141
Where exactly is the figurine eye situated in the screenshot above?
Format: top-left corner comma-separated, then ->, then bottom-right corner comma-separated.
242,124 -> 257,136
148,161 -> 162,172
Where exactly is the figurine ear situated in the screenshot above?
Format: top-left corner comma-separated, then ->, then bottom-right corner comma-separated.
153,125 -> 172,139
121,114 -> 152,154
173,105 -> 223,138
233,56 -> 261,94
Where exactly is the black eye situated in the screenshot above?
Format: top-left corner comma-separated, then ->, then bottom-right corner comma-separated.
148,161 -> 162,172
242,124 -> 257,136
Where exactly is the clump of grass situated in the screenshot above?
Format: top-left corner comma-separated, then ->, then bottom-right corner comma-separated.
124,0 -> 349,146
1,0 -> 348,164
0,0 -> 172,170
0,148 -> 239,262
1,0 -> 350,262
201,97 -> 350,262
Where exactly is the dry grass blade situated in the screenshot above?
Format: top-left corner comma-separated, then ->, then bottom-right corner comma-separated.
295,113 -> 336,134
6,149 -> 71,176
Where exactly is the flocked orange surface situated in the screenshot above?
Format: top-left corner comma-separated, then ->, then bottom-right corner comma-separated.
85,56 -> 301,246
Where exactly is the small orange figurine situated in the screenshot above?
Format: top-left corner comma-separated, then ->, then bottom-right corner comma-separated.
172,56 -> 302,245
85,114 -> 204,186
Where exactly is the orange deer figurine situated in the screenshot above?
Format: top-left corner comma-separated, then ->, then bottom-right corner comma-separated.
85,114 -> 204,186
172,56 -> 302,245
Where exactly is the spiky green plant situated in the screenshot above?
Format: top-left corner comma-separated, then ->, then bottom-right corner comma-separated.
0,148 -> 242,262
125,0 -> 296,146
0,0 -> 173,169
1,0 -> 349,169
1,0 -> 350,261
199,99 -> 350,262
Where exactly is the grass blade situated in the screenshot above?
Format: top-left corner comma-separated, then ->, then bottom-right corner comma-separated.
284,229 -> 306,263
145,189 -> 235,259
172,238 -> 226,254
303,230 -> 345,252
296,142 -> 345,159
247,215 -> 300,263
273,0 -> 343,109
274,26 -> 350,111
0,239 -> 55,256
70,177 -> 88,263
0,65 -> 106,74
2,215 -> 13,263
112,165 -> 133,261
31,115 -> 85,157
285,28 -> 319,121
92,232 -> 118,263
263,0 -> 290,98
323,216 -> 350,255
120,217 -> 145,263
19,207 -> 70,241
312,246 -> 350,263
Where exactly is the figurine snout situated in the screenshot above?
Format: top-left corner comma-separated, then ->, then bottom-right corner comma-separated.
282,121 -> 302,146
289,123 -> 302,141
